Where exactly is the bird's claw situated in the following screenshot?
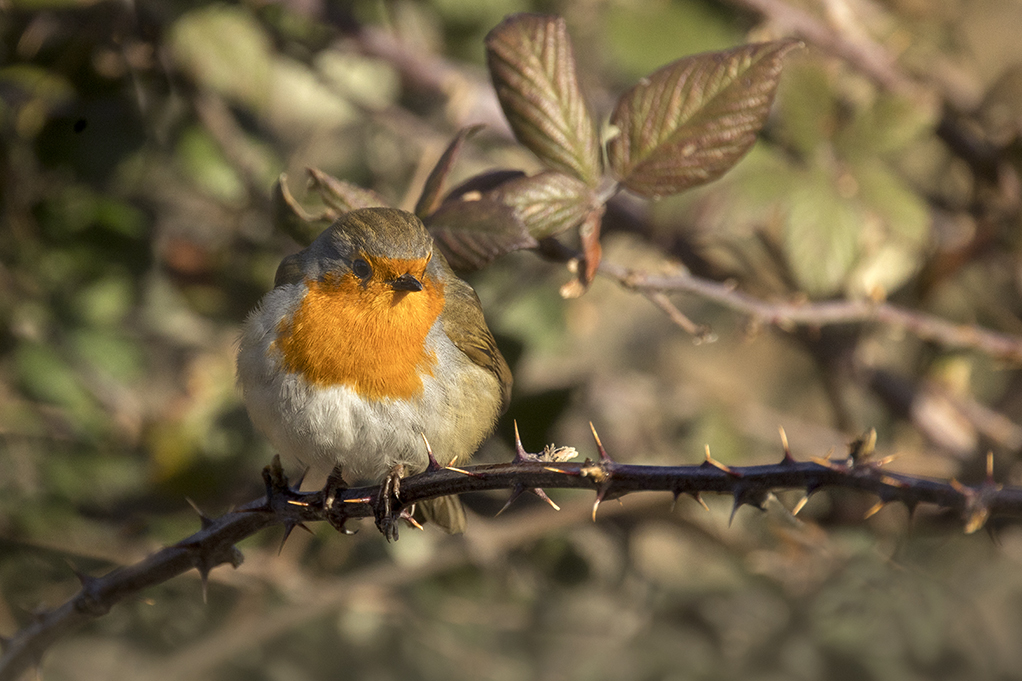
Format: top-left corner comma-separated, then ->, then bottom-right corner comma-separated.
375,464 -> 406,541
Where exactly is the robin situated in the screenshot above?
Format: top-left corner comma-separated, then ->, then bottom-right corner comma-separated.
237,207 -> 511,536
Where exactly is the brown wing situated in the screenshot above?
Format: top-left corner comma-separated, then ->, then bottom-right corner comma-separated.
433,255 -> 512,412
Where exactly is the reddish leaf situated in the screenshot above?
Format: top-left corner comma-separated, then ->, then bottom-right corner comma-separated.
486,14 -> 602,185
607,39 -> 801,198
427,198 -> 537,272
426,170 -> 595,271
415,125 -> 485,219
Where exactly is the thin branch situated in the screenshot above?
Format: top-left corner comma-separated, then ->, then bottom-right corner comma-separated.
723,0 -> 913,94
599,260 -> 1022,362
3,433 -> 1021,681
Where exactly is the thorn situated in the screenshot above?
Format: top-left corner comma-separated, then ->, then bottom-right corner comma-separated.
986,451 -> 995,482
186,498 -> 215,530
778,426 -> 794,463
65,560 -> 96,590
446,466 -> 482,477
728,499 -> 740,527
691,492 -> 710,512
198,566 -> 210,604
512,420 -> 530,462
592,492 -> 602,522
791,495 -> 810,516
292,467 -> 309,491
589,422 -> 613,462
400,507 -> 424,531
879,475 -> 909,488
811,454 -> 843,470
702,445 -> 741,476
533,487 -> 561,511
964,506 -> 991,534
729,487 -> 768,526
496,484 -> 528,516
278,521 -> 313,554
864,500 -> 885,519
422,433 -> 442,472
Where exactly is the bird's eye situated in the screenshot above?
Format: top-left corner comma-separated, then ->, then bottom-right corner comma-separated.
352,258 -> 372,280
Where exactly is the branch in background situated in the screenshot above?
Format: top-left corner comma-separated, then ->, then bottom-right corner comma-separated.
2,429 -> 1021,681
599,260 -> 1022,362
722,0 -> 912,94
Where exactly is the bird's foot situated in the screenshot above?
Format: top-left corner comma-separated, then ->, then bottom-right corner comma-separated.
375,463 -> 406,541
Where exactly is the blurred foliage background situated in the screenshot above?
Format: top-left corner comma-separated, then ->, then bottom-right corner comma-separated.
4,0 -> 1022,679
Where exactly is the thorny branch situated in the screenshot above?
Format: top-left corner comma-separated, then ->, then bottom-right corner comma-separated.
2,427 -> 1022,681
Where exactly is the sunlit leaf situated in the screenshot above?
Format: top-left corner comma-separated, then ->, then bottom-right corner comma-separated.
415,125 -> 484,218
608,39 -> 801,198
493,170 -> 596,239
486,14 -> 602,185
426,170 -> 594,271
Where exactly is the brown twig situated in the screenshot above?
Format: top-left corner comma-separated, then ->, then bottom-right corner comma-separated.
723,0 -> 913,94
600,260 -> 1022,363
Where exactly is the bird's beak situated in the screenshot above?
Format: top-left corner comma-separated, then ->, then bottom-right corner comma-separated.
389,273 -> 424,292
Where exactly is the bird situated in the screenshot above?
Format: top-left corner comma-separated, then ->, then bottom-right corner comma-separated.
237,207 -> 511,536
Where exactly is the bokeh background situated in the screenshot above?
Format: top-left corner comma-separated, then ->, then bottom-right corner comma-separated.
4,0 -> 1022,679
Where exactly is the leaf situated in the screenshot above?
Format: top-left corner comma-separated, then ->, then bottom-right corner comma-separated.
426,170 -> 595,271
426,197 -> 537,273
307,167 -> 389,214
493,170 -> 596,240
486,14 -> 603,186
607,39 -> 802,198
272,170 -> 389,246
415,125 -> 484,219
783,168 -> 861,297
169,6 -> 273,111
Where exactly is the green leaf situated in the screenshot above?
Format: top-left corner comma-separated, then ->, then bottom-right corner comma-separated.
783,168 -> 862,297
486,14 -> 603,185
415,125 -> 484,219
607,40 -> 802,198
169,5 -> 273,112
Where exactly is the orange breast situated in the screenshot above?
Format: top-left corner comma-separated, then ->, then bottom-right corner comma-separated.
276,270 -> 446,401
